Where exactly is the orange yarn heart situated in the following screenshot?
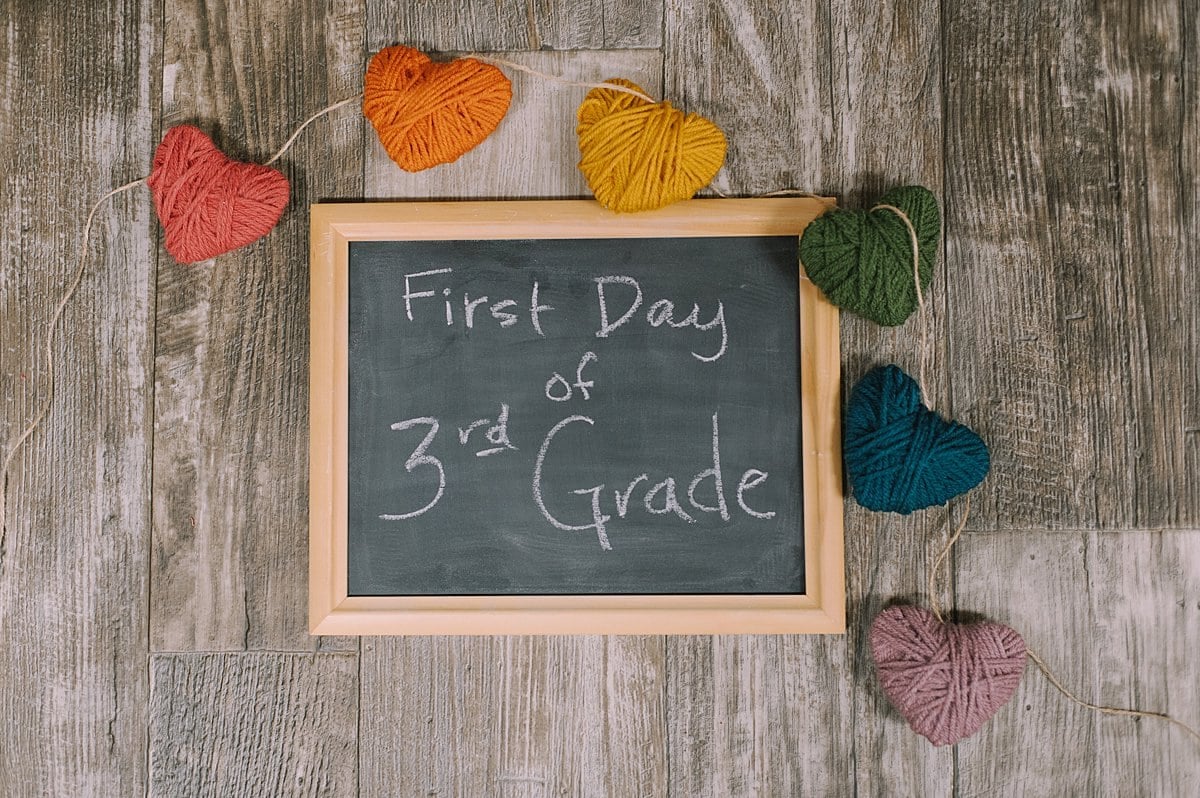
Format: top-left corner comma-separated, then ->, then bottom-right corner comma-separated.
363,45 -> 513,172
147,125 -> 289,264
576,79 -> 727,213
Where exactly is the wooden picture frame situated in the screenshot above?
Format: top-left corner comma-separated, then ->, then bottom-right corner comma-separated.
309,198 -> 844,635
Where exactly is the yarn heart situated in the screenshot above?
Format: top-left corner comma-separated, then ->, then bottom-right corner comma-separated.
845,365 -> 989,513
363,45 -> 513,172
799,185 -> 939,326
576,79 -> 727,213
147,125 -> 289,264
870,605 -> 1026,746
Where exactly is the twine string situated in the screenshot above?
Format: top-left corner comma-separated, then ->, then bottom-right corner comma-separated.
927,496 -> 970,623
463,54 -> 658,104
871,203 -> 930,408
928,496 -> 1200,745
1027,649 -> 1200,744
264,94 -> 362,166
0,177 -> 145,543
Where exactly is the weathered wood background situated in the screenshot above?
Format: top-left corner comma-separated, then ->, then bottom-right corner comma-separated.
1,0 -> 1197,795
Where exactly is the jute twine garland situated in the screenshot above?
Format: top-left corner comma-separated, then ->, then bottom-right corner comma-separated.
4,56 -> 1195,748
883,204 -> 1200,746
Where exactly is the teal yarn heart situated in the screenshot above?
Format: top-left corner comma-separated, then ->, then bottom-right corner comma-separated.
799,185 -> 939,326
845,365 -> 989,514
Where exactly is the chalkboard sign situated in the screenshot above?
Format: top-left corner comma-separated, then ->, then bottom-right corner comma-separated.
310,199 -> 844,635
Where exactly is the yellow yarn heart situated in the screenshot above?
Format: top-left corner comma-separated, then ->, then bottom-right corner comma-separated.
576,79 -> 727,213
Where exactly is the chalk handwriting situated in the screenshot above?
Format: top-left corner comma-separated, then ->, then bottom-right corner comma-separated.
377,267 -> 785,550
532,415 -> 612,551
457,403 -> 518,457
688,413 -> 730,521
736,469 -> 776,519
544,351 -> 598,402
530,411 -> 775,550
399,269 -> 554,333
402,269 -> 453,322
379,417 -> 445,520
593,275 -> 728,361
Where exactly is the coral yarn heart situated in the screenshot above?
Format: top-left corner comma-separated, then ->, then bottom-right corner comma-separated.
576,79 -> 727,213
844,365 -> 990,513
799,185 -> 939,325
147,125 -> 289,264
870,605 -> 1027,746
363,45 -> 513,172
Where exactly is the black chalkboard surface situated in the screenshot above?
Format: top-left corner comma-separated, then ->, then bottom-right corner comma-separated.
310,199 -> 843,635
347,236 -> 802,595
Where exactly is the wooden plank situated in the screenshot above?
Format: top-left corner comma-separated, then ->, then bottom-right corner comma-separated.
944,0 -> 1194,530
1184,0 -> 1200,495
150,0 -> 365,652
665,0 -> 951,794
367,0 -> 663,51
358,48 -> 669,797
954,529 -> 1200,794
0,0 -> 158,794
360,636 -> 666,796
149,652 -> 358,797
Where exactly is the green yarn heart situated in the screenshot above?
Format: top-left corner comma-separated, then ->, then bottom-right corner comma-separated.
799,185 -> 939,326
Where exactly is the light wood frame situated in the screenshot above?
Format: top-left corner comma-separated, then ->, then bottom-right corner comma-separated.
310,198 -> 844,635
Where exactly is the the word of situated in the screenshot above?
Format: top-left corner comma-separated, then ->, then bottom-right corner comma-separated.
545,352 -> 597,402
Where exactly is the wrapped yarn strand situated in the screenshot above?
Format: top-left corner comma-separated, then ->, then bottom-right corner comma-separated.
362,45 -> 513,172
799,185 -> 939,326
576,79 -> 727,213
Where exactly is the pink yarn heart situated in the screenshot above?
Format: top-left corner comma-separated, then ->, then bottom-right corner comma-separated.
869,605 -> 1026,746
147,125 -> 290,264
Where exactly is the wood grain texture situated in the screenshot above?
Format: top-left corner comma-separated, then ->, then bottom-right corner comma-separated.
0,1 -> 158,794
0,0 -> 1196,795
944,0 -> 1197,530
665,0 -> 951,793
149,652 -> 358,797
368,0 -> 663,51
1183,0 -> 1200,510
150,0 -> 364,652
360,636 -> 666,797
954,530 -> 1200,795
